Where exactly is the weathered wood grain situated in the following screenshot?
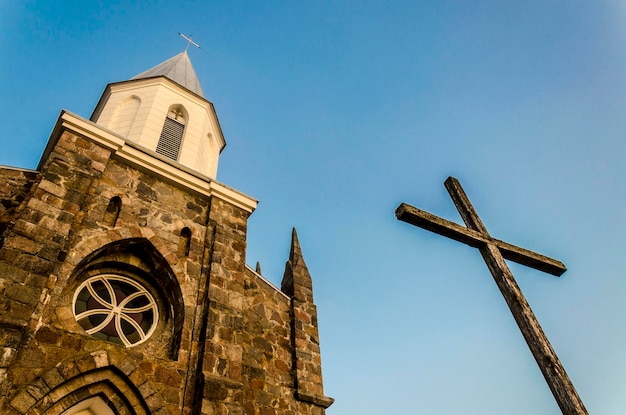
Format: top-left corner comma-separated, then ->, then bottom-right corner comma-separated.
396,176 -> 587,415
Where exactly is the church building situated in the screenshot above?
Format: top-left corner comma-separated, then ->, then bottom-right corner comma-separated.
0,50 -> 333,414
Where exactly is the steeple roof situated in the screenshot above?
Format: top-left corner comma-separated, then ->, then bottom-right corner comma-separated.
132,51 -> 204,97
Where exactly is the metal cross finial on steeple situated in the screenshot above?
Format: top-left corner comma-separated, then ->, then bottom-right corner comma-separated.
178,33 -> 201,52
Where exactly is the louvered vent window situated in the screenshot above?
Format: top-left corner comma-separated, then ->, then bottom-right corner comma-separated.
156,117 -> 184,160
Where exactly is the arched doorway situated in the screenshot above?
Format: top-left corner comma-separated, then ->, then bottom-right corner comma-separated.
60,396 -> 114,415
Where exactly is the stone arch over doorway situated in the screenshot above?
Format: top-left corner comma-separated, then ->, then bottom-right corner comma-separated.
6,350 -> 167,415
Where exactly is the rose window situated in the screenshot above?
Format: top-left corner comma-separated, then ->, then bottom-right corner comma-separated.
73,274 -> 158,347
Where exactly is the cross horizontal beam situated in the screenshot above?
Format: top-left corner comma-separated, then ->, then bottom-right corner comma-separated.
395,203 -> 566,276
178,32 -> 201,51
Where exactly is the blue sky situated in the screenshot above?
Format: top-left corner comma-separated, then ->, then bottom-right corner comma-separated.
2,1 -> 626,413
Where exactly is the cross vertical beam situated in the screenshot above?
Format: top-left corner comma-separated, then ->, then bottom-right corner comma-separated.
396,177 -> 587,415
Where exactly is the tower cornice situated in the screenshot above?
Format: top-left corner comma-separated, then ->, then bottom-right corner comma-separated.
39,110 -> 257,213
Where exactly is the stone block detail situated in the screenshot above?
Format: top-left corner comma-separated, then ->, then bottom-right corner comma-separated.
0,106 -> 333,414
0,167 -> 39,247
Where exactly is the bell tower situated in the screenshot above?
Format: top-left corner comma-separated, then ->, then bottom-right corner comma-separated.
91,50 -> 225,179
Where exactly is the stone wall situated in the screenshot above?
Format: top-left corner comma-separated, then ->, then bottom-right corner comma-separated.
0,167 -> 40,246
0,125 -> 332,414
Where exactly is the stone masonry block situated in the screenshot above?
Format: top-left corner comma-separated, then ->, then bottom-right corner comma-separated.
10,390 -> 36,414
5,284 -> 41,306
42,368 -> 65,389
90,350 -> 109,368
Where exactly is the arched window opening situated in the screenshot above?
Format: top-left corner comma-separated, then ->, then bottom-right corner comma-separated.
108,95 -> 141,137
73,274 -> 159,347
61,396 -> 115,415
178,227 -> 192,257
70,238 -> 184,359
103,196 -> 121,227
156,105 -> 187,161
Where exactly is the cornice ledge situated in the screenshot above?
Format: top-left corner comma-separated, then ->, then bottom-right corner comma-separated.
38,110 -> 126,170
114,144 -> 256,213
207,181 -> 257,213
295,391 -> 335,409
47,111 -> 257,214
60,110 -> 126,152
244,264 -> 290,300
114,145 -> 257,213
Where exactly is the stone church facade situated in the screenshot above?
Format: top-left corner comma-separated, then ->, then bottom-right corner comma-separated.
0,52 -> 333,415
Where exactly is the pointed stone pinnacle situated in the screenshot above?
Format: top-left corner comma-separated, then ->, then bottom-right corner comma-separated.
281,227 -> 313,299
255,261 -> 262,275
289,227 -> 302,262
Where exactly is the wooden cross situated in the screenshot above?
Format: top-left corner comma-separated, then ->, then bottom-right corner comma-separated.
396,176 -> 587,415
178,32 -> 201,52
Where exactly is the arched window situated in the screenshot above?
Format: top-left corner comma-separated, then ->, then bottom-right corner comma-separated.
69,238 -> 184,359
103,196 -> 121,227
108,95 -> 141,137
156,105 -> 187,160
178,227 -> 192,256
73,274 -> 159,347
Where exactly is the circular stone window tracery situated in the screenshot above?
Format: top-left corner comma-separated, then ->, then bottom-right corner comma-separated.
73,274 -> 159,347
